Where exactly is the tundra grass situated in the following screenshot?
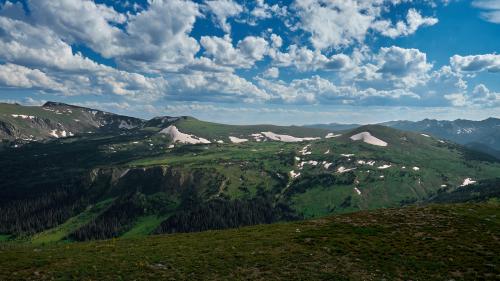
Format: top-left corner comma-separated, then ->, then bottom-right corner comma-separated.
0,203 -> 498,280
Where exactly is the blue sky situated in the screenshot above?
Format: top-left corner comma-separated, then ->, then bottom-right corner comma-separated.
0,0 -> 499,125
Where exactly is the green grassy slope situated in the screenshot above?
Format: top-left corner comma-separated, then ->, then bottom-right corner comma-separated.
173,116 -> 331,140
1,203 -> 498,280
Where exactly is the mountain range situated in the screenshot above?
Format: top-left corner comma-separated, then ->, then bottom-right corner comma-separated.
307,118 -> 500,159
0,102 -> 499,244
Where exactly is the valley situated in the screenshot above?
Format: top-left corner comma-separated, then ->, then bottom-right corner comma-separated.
1,102 -> 499,244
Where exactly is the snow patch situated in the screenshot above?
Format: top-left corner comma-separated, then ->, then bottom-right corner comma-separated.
251,133 -> 264,142
412,167 -> 420,171
420,133 -> 431,138
49,130 -> 69,138
350,132 -> 388,147
337,166 -> 356,173
11,114 -> 35,119
341,154 -> 355,157
354,187 -> 361,195
298,160 -> 319,169
261,131 -> 320,143
324,149 -> 330,155
299,145 -> 312,155
290,170 -> 301,179
357,160 -> 376,166
325,133 -> 342,138
229,136 -> 248,143
323,162 -> 333,169
460,178 -> 476,187
377,164 -> 392,170
160,125 -> 211,144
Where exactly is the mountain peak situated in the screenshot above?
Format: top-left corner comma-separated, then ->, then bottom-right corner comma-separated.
42,101 -> 74,107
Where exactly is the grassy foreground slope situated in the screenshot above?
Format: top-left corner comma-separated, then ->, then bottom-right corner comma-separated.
1,203 -> 499,280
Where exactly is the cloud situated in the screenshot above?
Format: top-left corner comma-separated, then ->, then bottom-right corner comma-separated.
243,0 -> 288,26
256,75 -> 419,105
0,63 -> 63,90
262,67 -> 280,79
292,0 -> 439,50
203,0 -> 243,33
200,35 -> 269,69
444,93 -> 468,106
25,0 -> 126,57
472,84 -> 500,106
14,0 -> 201,72
355,46 -> 433,89
472,0 -> 500,23
0,15 -> 170,101
292,0 -> 375,50
450,54 -> 500,73
443,82 -> 499,108
270,45 -> 352,72
270,34 -> 283,49
0,16 -> 102,72
372,9 -> 438,38
168,72 -> 271,102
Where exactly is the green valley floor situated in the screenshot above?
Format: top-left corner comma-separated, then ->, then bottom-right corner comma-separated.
1,203 -> 499,280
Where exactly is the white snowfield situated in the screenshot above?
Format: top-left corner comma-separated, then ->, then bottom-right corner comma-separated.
337,166 -> 356,173
460,178 -> 477,187
49,129 -> 72,138
324,149 -> 330,155
421,133 -> 431,138
341,154 -> 355,157
350,132 -> 388,147
11,114 -> 35,119
298,160 -> 319,169
261,131 -> 320,143
323,162 -> 333,169
377,164 -> 392,169
358,160 -> 376,166
354,187 -> 362,195
160,125 -> 211,144
412,167 -> 420,171
289,170 -> 301,179
251,133 -> 264,142
325,133 -> 342,138
229,136 -> 248,143
299,145 -> 312,155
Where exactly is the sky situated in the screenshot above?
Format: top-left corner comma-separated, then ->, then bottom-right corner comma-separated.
0,0 -> 499,125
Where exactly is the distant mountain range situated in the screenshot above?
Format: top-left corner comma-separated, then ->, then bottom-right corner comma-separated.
306,118 -> 500,159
